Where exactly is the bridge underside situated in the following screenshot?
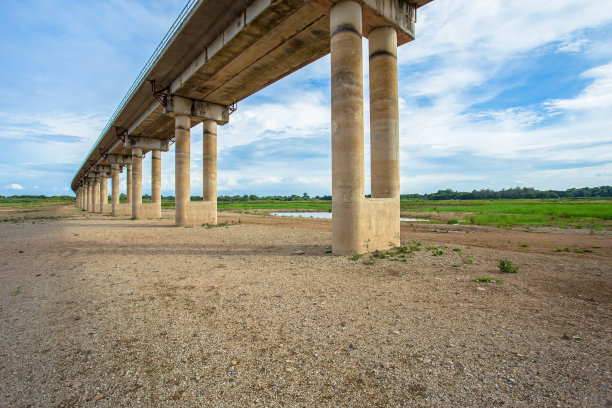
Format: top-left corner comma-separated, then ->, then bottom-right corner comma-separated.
73,0 -> 433,254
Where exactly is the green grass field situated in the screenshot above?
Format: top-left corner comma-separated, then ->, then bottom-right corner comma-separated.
1,196 -> 609,230
0,196 -> 74,207
401,199 -> 612,229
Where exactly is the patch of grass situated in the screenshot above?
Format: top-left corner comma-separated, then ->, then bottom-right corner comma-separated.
11,286 -> 23,296
556,247 -> 570,252
453,248 -> 462,252
447,219 -> 459,224
498,259 -> 519,273
431,249 -> 444,256
518,241 -> 529,247
325,249 -> 332,254
350,253 -> 365,261
573,248 -> 592,254
202,221 -> 238,228
372,251 -> 390,259
472,277 -> 503,283
592,245 -> 602,248
461,254 -> 473,265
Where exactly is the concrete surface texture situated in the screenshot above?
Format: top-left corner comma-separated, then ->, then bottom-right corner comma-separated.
71,0 -> 432,253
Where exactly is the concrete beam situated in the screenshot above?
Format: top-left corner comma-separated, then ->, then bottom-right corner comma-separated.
312,0 -> 417,45
164,95 -> 230,124
95,165 -> 111,174
124,136 -> 170,152
106,154 -> 133,165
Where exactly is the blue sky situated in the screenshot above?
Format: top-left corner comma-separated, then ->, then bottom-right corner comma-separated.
0,0 -> 611,196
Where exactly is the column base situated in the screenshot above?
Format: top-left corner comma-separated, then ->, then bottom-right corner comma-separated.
112,204 -> 132,216
332,198 -> 399,255
130,203 -> 162,220
176,201 -> 217,227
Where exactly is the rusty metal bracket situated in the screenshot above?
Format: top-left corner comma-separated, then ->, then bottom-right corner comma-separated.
149,79 -> 170,107
114,126 -> 128,143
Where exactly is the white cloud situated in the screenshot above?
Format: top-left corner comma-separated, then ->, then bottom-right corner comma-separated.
5,184 -> 25,190
548,62 -> 612,110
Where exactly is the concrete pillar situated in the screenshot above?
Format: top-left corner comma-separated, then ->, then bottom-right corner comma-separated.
77,188 -> 81,208
126,164 -> 132,204
152,150 -> 161,204
369,26 -> 399,199
175,115 -> 191,227
203,120 -> 217,202
87,182 -> 92,212
131,148 -> 143,219
111,165 -> 120,216
330,1 -> 364,254
99,174 -> 108,214
92,177 -> 99,213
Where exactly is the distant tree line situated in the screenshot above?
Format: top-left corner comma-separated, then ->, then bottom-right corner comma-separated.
399,186 -> 612,200
161,186 -> 612,201
4,186 -> 610,202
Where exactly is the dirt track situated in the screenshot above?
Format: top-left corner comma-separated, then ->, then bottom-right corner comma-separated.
0,206 -> 610,407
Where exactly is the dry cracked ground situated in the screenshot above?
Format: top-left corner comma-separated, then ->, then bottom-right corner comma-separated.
0,206 -> 610,407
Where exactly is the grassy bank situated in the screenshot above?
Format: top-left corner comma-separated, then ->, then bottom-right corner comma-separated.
0,196 -> 74,207
401,199 -> 612,229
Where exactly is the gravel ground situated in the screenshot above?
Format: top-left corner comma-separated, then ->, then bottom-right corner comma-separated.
0,206 -> 610,407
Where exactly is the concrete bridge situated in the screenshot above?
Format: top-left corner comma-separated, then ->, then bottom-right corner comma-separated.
72,0 -> 433,254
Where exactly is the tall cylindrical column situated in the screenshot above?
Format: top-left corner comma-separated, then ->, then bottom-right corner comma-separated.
175,115 -> 190,226
151,149 -> 162,219
78,188 -> 82,208
87,182 -> 92,212
99,175 -> 108,214
203,120 -> 217,202
92,177 -> 99,213
331,1 -> 364,254
369,26 -> 399,199
126,164 -> 132,204
125,164 -> 132,203
152,150 -> 161,204
132,148 -> 142,219
112,166 -> 120,216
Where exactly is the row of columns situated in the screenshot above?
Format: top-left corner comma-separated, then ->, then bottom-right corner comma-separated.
75,0 -> 400,254
75,121 -> 217,226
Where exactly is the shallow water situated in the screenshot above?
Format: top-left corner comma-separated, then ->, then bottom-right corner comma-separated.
270,212 -> 428,222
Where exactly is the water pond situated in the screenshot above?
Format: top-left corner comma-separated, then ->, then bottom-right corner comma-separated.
270,212 -> 428,222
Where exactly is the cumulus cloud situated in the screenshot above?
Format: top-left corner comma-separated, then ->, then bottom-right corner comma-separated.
5,183 -> 25,190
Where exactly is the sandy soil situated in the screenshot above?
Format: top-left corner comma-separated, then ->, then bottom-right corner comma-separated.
0,206 -> 610,407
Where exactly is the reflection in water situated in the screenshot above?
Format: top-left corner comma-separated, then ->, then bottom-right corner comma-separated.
270,212 -> 428,222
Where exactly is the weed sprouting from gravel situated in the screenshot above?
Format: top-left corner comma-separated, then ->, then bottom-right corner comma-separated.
472,277 -> 503,283
11,286 -> 23,296
202,221 -> 238,228
499,259 -> 519,273
461,254 -> 473,265
350,253 -> 365,261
